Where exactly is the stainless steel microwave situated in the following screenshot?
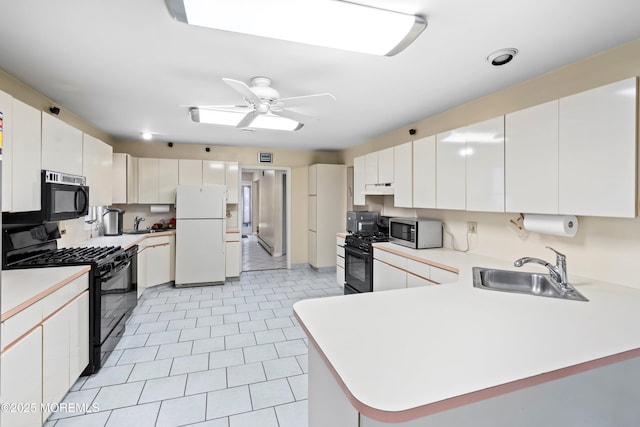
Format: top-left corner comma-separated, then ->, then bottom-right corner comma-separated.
389,218 -> 442,249
3,170 -> 89,225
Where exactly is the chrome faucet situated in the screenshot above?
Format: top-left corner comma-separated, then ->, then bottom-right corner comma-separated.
134,216 -> 145,231
514,246 -> 569,289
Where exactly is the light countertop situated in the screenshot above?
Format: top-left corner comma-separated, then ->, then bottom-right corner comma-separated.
294,245 -> 640,422
79,230 -> 176,250
1,266 -> 91,321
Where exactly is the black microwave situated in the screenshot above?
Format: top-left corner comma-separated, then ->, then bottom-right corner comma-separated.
3,170 -> 90,225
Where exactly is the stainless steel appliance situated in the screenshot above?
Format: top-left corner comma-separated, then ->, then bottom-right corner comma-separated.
343,231 -> 388,294
389,218 -> 442,249
2,223 -> 137,374
346,211 -> 379,234
3,170 -> 89,225
103,208 -> 125,236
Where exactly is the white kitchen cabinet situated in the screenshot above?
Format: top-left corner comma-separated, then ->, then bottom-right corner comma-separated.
226,162 -> 239,204
137,235 -> 174,297
365,152 -> 378,185
41,112 -> 83,176
377,147 -> 394,184
308,164 -> 346,268
505,101 -> 559,214
0,90 -> 13,212
336,235 -> 345,288
179,159 -> 203,185
202,160 -> 226,184
465,116 -> 504,212
112,153 -> 138,204
12,98 -> 42,212
138,158 -> 178,204
43,304 -> 70,419
308,164 -> 318,195
353,155 -> 366,206
436,128 -> 466,210
373,260 -> 406,291
407,272 -> 432,288
83,133 -> 113,206
394,141 -> 413,207
559,78 -> 637,217
69,292 -> 90,382
0,327 -> 43,427
225,232 -> 241,278
413,135 -> 437,209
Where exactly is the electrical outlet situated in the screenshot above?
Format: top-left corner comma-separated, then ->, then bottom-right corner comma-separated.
468,221 -> 477,233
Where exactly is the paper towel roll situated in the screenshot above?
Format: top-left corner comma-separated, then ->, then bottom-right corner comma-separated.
150,204 -> 170,214
523,214 -> 578,237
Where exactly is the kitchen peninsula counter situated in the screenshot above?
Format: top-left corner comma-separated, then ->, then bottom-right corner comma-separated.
294,248 -> 640,425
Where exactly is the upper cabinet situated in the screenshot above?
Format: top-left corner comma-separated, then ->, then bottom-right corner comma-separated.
201,160 -> 238,203
12,98 -> 42,212
308,164 -> 318,195
226,162 -> 239,204
393,142 -> 412,208
436,128 -> 466,210
178,159 -> 203,185
202,160 -> 225,185
412,135 -> 436,209
138,158 -> 178,204
41,113 -> 83,176
112,153 -> 138,204
0,90 -> 13,212
506,101 -> 559,214
83,134 -> 113,207
558,78 -> 637,218
364,147 -> 394,186
465,116 -> 504,212
353,155 -> 366,206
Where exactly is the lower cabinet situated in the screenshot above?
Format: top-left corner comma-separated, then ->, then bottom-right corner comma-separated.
0,327 -> 43,427
138,235 -> 174,297
225,238 -> 241,278
373,248 -> 458,291
336,236 -> 345,288
373,260 -> 407,291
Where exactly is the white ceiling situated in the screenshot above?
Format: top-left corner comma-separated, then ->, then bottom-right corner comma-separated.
1,0 -> 640,151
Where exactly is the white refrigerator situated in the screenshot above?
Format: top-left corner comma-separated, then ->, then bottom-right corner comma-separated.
175,184 -> 226,287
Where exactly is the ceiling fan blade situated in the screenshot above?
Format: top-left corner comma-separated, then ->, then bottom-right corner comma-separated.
236,111 -> 258,128
278,93 -> 336,109
193,105 -> 250,113
222,78 -> 261,104
273,108 -> 316,124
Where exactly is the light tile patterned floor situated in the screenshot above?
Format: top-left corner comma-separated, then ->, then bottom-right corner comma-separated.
44,267 -> 340,427
242,234 -> 286,272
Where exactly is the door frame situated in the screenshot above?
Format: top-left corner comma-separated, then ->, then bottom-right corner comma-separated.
239,165 -> 291,270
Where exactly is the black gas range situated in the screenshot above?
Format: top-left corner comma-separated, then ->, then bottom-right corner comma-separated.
344,231 -> 389,295
3,223 -> 137,375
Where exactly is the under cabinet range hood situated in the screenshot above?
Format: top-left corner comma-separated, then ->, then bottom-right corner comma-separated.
363,183 -> 394,196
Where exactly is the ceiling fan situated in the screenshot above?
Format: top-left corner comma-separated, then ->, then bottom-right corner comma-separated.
193,77 -> 336,130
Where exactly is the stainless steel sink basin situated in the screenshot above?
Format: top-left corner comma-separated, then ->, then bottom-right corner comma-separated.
472,267 -> 588,301
123,229 -> 151,235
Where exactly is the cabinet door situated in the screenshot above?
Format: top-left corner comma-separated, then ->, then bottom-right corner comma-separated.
83,134 -> 113,206
12,98 -> 42,212
365,152 -> 378,184
465,116 -> 505,212
505,101 -> 559,214
308,195 -> 317,231
407,272 -> 432,288
559,78 -> 637,217
178,159 -> 203,185
308,164 -> 318,195
308,230 -> 318,267
69,292 -> 90,382
225,240 -> 241,277
138,158 -> 159,203
158,159 -> 178,203
413,135 -> 436,208
112,153 -> 128,204
145,243 -> 172,288
353,155 -> 366,206
0,90 -> 13,212
202,160 -> 226,184
137,247 -> 148,298
226,162 -> 239,203
377,147 -> 394,184
128,155 -> 139,204
43,304 -> 71,420
373,260 -> 406,291
436,129 -> 466,210
0,327 -> 43,427
394,142 -> 413,207
42,113 -> 83,175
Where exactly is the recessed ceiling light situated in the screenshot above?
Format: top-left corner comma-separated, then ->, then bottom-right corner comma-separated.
487,48 -> 519,66
141,132 -> 153,140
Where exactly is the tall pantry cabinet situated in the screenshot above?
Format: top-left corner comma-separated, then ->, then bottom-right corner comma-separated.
308,164 -> 346,269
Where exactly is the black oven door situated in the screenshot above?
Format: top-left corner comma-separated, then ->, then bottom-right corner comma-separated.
46,182 -> 90,221
344,246 -> 373,294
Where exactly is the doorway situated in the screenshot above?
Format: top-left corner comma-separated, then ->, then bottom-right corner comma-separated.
240,167 -> 290,272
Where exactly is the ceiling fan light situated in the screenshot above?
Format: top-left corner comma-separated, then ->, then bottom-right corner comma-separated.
166,0 -> 427,56
190,108 -> 302,131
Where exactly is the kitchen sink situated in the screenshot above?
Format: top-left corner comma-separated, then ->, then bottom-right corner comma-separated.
123,229 -> 152,235
472,267 -> 588,301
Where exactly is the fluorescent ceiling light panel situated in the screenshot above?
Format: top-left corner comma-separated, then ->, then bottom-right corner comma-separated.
191,108 -> 302,131
166,0 -> 427,56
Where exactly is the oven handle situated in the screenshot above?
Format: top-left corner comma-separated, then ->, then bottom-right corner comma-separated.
101,260 -> 131,281
344,245 -> 370,259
